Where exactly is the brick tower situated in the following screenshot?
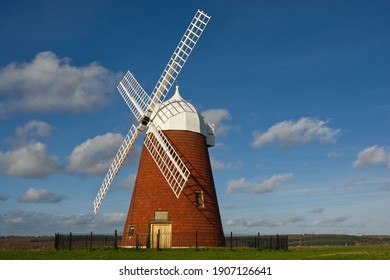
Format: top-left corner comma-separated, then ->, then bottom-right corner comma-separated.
120,87 -> 225,248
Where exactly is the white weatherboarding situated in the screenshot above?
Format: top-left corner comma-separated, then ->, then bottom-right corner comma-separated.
93,10 -> 211,215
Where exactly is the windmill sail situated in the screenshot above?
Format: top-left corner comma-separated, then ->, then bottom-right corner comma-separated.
93,124 -> 140,214
144,123 -> 191,198
93,9 -> 210,214
117,71 -> 151,122
148,10 -> 211,114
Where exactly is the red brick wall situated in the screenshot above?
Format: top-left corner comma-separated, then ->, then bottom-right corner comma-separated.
121,130 -> 225,247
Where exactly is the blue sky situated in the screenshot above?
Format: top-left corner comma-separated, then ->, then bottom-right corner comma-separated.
1,0 -> 389,236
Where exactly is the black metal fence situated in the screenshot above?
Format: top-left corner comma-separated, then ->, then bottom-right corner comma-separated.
54,230 -> 118,250
54,230 -> 288,251
226,233 -> 288,251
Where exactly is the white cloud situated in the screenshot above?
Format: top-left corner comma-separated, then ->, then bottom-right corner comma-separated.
18,187 -> 66,203
0,51 -> 120,116
97,212 -> 126,226
227,173 -> 293,194
0,141 -> 62,178
310,216 -> 349,227
63,214 -> 95,226
115,174 -> 136,190
224,216 -> 244,226
252,117 -> 340,148
223,203 -> 242,210
243,216 -> 305,228
8,120 -> 54,148
226,177 -> 253,193
64,212 -> 125,228
309,208 -> 325,214
201,108 -> 232,136
15,120 -> 53,139
0,210 -> 125,235
327,151 -> 341,158
0,120 -> 62,178
66,132 -> 125,176
343,176 -> 367,188
252,173 -> 293,194
210,157 -> 225,170
352,145 -> 390,168
210,157 -> 241,170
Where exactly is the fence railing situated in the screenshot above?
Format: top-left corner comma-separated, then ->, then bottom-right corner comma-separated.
54,230 -> 288,251
226,233 -> 288,251
54,231 -> 118,250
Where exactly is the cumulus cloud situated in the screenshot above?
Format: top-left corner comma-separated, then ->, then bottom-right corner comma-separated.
227,173 -> 293,194
0,51 -> 120,117
0,120 -> 62,178
0,141 -> 62,178
352,145 -> 390,168
6,119 -> 54,146
252,117 -> 340,148
18,187 -> 66,203
201,108 -> 232,136
66,132 -> 125,176
15,120 -> 53,140
253,173 -> 293,194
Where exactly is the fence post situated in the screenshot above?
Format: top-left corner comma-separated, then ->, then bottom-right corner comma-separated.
195,230 -> 198,251
69,232 -> 71,250
230,232 -> 233,251
136,234 -> 139,250
90,232 -> 93,250
157,230 -> 161,250
54,233 -> 59,250
257,232 -> 260,251
285,235 -> 289,250
114,229 -> 118,250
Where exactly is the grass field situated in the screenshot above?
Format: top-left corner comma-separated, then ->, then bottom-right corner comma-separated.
1,246 -> 390,260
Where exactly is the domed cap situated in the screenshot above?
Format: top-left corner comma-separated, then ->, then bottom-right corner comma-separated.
149,86 -> 215,146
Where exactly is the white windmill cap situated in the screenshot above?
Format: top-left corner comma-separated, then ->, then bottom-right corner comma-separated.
149,86 -> 215,146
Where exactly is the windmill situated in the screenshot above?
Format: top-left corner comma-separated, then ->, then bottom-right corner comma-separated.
93,10 -> 225,248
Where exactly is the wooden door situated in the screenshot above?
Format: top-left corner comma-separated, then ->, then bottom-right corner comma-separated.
150,224 -> 172,248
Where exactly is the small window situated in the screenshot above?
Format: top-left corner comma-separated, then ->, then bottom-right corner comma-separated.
127,225 -> 135,238
195,190 -> 204,208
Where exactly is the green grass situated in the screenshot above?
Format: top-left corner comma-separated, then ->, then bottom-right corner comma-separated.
1,246 -> 390,260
